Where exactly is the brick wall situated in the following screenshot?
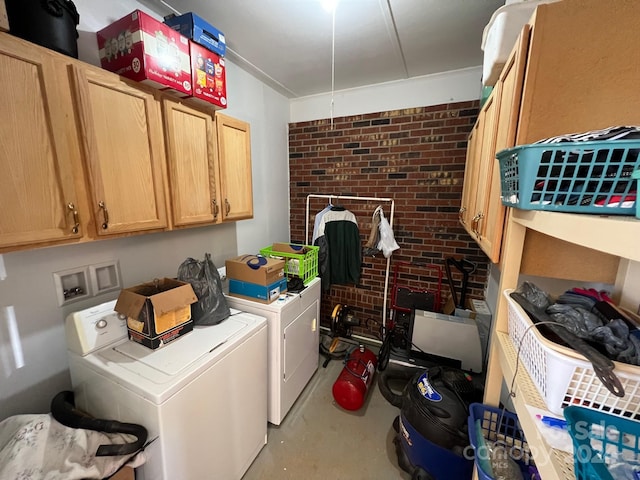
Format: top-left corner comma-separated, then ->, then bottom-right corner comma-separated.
288,100 -> 489,340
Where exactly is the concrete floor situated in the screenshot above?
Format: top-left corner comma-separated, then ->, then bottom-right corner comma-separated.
242,354 -> 412,480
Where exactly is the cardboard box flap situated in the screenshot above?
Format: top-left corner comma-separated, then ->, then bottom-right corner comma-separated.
115,289 -> 147,318
149,283 -> 197,315
115,278 -> 197,318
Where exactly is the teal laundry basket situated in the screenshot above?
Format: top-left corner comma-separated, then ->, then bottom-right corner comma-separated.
497,140 -> 640,214
564,405 -> 640,480
633,168 -> 640,219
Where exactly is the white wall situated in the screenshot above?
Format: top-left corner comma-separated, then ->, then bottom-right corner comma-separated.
0,0 -> 291,418
290,66 -> 483,123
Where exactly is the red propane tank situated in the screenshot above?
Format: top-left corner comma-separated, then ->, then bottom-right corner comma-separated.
332,345 -> 378,411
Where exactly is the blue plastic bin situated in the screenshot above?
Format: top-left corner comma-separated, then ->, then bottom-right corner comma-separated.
497,140 -> 640,214
564,406 -> 640,480
468,403 -> 534,480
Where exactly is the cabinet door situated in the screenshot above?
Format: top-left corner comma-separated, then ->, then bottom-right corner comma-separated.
215,113 -> 253,221
471,92 -> 504,263
459,122 -> 480,231
480,25 -> 530,263
0,35 -> 85,249
163,100 -> 221,227
472,94 -> 499,253
72,66 -> 168,235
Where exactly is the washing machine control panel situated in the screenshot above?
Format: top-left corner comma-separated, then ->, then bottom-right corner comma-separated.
65,300 -> 128,356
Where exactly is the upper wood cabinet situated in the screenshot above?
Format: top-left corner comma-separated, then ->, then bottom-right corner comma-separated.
462,0 -> 640,269
71,66 -> 168,236
516,1 -> 640,145
0,32 -> 255,254
460,91 -> 500,261
462,25 -> 530,263
0,34 -> 87,251
215,113 -> 253,221
163,99 -> 221,227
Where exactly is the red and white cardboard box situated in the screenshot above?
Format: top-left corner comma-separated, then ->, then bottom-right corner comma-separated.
190,40 -> 227,109
97,10 -> 192,97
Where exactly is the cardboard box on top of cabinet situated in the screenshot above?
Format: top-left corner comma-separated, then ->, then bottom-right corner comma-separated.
115,277 -> 197,349
164,12 -> 226,57
228,277 -> 288,304
189,40 -> 227,109
225,255 -> 285,286
96,10 -> 192,97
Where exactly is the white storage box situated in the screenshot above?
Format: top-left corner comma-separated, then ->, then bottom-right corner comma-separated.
505,289 -> 640,418
481,1 -> 557,86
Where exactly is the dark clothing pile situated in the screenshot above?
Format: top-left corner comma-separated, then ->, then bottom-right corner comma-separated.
517,282 -> 640,366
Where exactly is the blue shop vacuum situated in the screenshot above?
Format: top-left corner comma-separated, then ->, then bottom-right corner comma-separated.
379,365 -> 483,480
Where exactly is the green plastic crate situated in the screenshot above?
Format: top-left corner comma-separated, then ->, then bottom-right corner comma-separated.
497,140 -> 640,214
259,244 -> 319,285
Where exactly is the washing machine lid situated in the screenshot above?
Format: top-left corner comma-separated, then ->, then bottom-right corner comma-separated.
74,311 -> 266,405
109,317 -> 247,376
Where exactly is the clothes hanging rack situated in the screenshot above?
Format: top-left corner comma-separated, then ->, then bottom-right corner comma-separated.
305,194 -> 395,334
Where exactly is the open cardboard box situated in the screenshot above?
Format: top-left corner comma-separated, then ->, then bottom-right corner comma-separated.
115,278 -> 197,349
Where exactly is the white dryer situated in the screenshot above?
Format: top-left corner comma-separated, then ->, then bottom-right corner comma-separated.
65,300 -> 268,480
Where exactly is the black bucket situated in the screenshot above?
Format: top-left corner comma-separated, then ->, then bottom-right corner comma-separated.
6,0 -> 80,58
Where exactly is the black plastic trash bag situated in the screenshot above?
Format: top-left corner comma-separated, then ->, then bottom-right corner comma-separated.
177,253 -> 230,325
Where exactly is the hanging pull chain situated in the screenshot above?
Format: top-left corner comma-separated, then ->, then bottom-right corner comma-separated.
330,7 -> 336,129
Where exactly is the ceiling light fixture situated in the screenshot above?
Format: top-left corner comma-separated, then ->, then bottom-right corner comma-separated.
320,0 -> 340,13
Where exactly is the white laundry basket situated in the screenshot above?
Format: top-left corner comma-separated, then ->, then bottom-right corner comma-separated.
504,289 -> 640,418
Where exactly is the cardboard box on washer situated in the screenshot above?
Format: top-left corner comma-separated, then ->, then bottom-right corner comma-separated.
115,278 -> 197,349
225,255 -> 285,286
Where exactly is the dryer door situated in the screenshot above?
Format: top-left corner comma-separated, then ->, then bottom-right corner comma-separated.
282,301 -> 319,415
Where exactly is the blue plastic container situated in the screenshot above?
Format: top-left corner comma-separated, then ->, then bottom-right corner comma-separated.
564,406 -> 640,480
497,140 -> 640,214
468,403 -> 534,480
396,412 -> 474,479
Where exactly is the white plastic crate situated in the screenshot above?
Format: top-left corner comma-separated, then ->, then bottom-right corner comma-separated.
504,289 -> 640,418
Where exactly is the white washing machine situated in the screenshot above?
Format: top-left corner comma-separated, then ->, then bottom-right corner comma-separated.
64,300 -> 268,480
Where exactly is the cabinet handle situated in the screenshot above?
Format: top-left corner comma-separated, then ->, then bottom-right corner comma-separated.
212,199 -> 219,219
67,202 -> 79,234
472,212 -> 484,237
225,199 -> 230,215
98,201 -> 109,229
459,207 -> 466,224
